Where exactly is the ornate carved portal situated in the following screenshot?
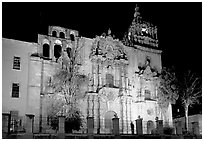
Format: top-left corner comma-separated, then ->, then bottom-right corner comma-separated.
87,36 -> 131,133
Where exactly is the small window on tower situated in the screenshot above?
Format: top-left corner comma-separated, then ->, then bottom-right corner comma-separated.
52,31 -> 57,37
54,45 -> 62,59
70,34 -> 75,41
43,44 -> 50,58
66,48 -> 72,58
60,32 -> 65,38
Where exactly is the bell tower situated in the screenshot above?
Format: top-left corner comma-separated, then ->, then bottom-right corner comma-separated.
123,4 -> 159,48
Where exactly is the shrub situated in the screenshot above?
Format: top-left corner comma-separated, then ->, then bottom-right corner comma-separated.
163,127 -> 174,135
65,107 -> 83,133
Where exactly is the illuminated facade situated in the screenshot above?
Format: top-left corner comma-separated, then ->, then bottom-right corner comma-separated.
2,5 -> 173,134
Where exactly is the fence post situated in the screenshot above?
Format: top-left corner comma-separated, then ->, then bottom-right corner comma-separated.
25,114 -> 35,138
57,116 -> 65,139
135,115 -> 143,135
2,113 -> 11,138
156,117 -> 163,135
87,117 -> 94,138
175,121 -> 182,135
192,122 -> 199,135
112,117 -> 119,136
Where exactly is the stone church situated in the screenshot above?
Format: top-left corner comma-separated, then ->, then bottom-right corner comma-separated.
2,5 -> 173,134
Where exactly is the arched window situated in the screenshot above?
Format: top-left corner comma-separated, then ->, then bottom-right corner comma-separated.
52,31 -> 57,37
43,43 -> 50,58
106,74 -> 114,87
70,34 -> 75,41
60,32 -> 65,38
54,45 -> 62,59
66,48 -> 72,58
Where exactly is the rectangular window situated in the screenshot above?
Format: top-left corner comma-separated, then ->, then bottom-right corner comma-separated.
13,56 -> 20,70
145,89 -> 151,99
12,83 -> 19,98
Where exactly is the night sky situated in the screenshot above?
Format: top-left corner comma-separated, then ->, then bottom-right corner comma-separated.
2,2 -> 202,117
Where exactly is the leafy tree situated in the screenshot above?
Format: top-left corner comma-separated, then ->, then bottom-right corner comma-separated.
179,70 -> 201,131
45,38 -> 88,132
157,67 -> 179,122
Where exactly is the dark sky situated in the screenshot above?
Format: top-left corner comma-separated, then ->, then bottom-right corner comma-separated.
2,2 -> 202,116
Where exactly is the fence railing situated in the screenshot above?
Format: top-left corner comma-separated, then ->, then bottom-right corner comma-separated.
2,114 -> 201,135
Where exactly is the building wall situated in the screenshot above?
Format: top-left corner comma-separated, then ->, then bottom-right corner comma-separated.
2,38 -> 37,121
3,25 -> 171,134
173,114 -> 202,135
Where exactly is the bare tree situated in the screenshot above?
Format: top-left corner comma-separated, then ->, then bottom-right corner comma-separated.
179,70 -> 202,131
51,38 -> 88,108
45,38 -> 89,132
157,67 -> 179,121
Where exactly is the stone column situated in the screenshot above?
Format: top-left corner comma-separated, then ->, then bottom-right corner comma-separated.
127,98 -> 131,134
97,96 -> 101,134
156,117 -> 163,135
112,117 -> 120,135
123,98 -> 127,134
87,95 -> 90,117
125,98 -> 129,134
87,117 -> 94,135
120,98 -> 124,133
136,116 -> 143,135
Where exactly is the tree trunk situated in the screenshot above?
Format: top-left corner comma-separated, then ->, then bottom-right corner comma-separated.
184,105 -> 189,131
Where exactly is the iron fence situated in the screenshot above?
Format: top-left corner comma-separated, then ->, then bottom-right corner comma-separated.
2,114 -> 201,135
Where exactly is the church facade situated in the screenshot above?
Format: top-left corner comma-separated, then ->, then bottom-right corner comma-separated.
2,6 -> 173,134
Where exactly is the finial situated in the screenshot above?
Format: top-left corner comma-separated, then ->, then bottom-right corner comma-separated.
134,4 -> 140,18
108,28 -> 111,35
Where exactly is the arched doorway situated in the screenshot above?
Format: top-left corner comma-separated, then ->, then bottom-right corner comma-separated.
104,111 -> 116,134
147,120 -> 155,134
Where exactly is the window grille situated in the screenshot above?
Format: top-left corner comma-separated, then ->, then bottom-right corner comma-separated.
13,56 -> 20,70
12,83 -> 19,98
145,89 -> 151,99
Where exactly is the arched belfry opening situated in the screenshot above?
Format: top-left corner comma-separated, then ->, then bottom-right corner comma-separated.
43,43 -> 50,58
70,34 -> 75,41
66,47 -> 72,58
52,30 -> 57,37
60,32 -> 65,38
54,44 -> 62,60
